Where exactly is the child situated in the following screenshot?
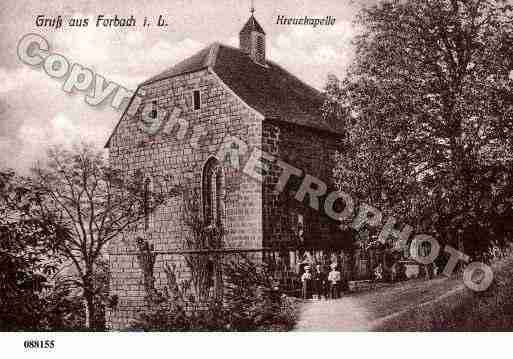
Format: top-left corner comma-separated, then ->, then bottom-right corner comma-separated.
328,263 -> 341,299
301,266 -> 313,300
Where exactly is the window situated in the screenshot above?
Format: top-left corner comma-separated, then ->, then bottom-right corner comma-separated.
202,158 -> 225,299
293,213 -> 304,243
255,34 -> 265,64
143,177 -> 151,230
149,100 -> 157,119
207,257 -> 223,299
202,157 -> 224,226
297,214 -> 304,238
193,90 -> 201,110
206,259 -> 215,288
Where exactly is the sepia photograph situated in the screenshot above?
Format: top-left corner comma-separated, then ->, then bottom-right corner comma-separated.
1,0 -> 513,356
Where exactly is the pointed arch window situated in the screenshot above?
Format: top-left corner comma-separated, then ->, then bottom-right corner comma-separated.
143,177 -> 151,230
202,158 -> 225,226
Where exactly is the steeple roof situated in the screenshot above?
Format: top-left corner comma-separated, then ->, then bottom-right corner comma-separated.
239,15 -> 265,35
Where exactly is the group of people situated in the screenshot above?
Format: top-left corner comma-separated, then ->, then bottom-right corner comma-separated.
300,263 -> 344,300
374,261 -> 439,282
298,255 -> 442,300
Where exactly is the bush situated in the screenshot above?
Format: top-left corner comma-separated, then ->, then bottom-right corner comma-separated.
130,256 -> 298,331
222,258 -> 298,331
377,254 -> 513,331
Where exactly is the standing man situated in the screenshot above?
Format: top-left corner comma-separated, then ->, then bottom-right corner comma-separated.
328,263 -> 341,299
314,264 -> 327,300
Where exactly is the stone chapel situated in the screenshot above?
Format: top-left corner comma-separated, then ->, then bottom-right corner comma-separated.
105,13 -> 350,329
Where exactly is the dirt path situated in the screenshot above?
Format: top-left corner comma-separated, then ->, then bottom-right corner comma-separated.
294,296 -> 372,331
294,276 -> 464,331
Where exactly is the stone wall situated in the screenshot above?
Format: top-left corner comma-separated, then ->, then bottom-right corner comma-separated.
106,69 -> 263,330
261,120 -> 344,248
106,66 -> 350,329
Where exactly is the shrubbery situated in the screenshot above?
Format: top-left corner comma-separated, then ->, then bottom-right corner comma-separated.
378,251 -> 513,331
130,256 -> 298,331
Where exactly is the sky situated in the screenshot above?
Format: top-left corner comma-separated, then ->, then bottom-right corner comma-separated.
0,0 -> 370,173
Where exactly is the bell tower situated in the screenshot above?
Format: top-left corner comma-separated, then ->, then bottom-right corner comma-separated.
239,5 -> 266,66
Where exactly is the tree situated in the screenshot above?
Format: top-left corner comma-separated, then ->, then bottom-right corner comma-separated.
328,0 -> 513,258
31,144 -> 165,329
0,170 -> 68,330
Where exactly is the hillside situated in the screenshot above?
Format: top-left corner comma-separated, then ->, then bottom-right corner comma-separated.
295,257 -> 513,331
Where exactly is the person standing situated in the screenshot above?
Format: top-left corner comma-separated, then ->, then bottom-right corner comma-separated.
311,265 -> 319,300
301,266 -> 313,300
328,263 -> 341,299
390,261 -> 398,283
374,262 -> 384,281
314,264 -> 327,300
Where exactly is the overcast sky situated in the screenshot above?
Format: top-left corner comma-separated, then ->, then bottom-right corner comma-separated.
0,0 -> 369,173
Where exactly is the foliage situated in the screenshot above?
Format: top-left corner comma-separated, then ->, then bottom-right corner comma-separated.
131,239 -> 298,331
327,0 -> 513,257
0,169 -> 112,330
378,247 -> 513,330
129,186 -> 297,331
130,261 -> 227,331
222,257 -> 299,331
30,143 -> 169,329
0,170 -> 66,330
37,275 -> 86,331
179,187 -> 225,302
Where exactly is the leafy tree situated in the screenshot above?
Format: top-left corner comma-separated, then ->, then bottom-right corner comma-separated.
31,144 -> 165,329
328,0 -> 513,258
0,170 -> 67,330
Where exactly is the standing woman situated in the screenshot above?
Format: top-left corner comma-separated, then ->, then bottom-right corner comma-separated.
301,266 -> 313,300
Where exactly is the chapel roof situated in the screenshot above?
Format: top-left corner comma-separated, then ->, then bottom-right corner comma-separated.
140,42 -> 344,135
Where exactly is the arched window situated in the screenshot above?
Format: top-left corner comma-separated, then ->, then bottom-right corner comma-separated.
202,157 -> 224,226
143,177 -> 151,230
149,100 -> 157,119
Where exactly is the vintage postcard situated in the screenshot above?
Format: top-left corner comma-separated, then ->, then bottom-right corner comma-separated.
1,0 -> 512,357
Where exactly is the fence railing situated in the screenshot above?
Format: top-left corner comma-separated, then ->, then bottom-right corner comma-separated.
109,245 -> 391,295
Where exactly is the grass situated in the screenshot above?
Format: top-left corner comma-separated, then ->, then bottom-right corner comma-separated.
376,256 -> 513,331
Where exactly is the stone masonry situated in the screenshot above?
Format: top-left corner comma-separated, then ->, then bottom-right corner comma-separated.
106,68 -> 263,329
105,14 -> 347,329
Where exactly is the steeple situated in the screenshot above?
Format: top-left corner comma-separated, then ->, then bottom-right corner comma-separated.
239,5 -> 266,66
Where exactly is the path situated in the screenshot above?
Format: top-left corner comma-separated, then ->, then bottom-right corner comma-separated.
294,276 -> 464,331
294,295 -> 372,331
